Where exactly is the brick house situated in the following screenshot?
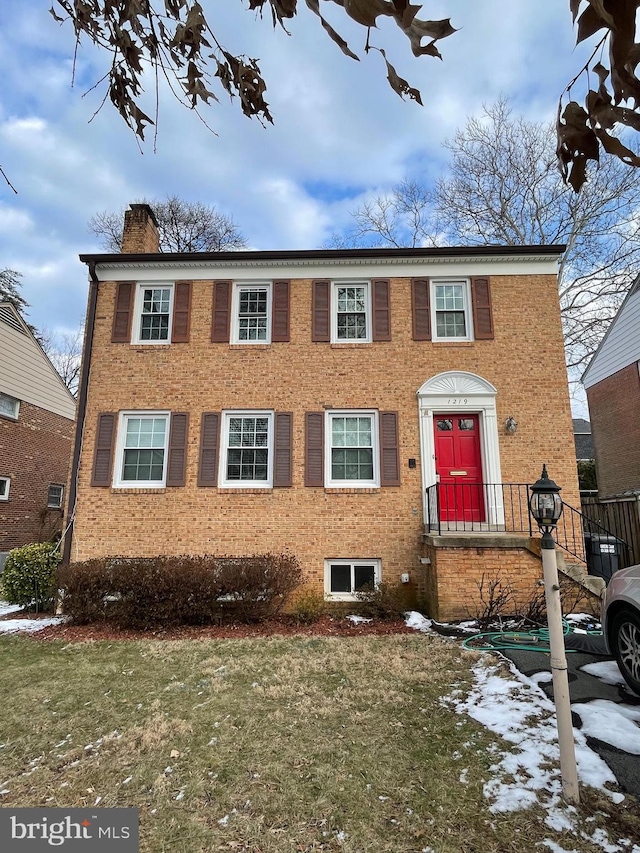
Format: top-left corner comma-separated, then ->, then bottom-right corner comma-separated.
64,204 -> 584,619
582,275 -> 640,498
0,302 -> 76,565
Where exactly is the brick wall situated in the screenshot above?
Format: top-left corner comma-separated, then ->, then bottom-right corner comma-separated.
69,271 -> 579,613
587,361 -> 640,496
0,401 -> 74,551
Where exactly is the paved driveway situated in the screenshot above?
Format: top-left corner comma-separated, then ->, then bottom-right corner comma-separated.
502,646 -> 640,799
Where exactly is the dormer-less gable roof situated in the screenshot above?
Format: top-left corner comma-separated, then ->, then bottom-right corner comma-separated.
582,276 -> 640,389
0,302 -> 76,420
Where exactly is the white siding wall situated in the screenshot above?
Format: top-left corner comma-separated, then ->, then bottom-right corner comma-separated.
583,286 -> 640,389
0,312 -> 76,420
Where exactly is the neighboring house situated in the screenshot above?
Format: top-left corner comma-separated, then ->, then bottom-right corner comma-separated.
582,276 -> 640,498
0,302 -> 76,565
64,204 -> 582,619
573,418 -> 594,463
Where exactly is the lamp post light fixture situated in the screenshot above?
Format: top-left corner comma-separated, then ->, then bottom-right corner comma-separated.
529,465 -> 580,806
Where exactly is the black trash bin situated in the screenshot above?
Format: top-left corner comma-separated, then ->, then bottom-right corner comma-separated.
584,533 -> 622,583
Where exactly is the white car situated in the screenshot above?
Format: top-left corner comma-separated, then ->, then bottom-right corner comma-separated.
602,563 -> 640,695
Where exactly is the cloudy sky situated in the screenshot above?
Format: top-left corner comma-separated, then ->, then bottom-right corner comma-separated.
0,2 -> 589,347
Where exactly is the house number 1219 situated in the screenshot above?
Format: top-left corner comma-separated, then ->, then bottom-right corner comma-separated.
447,398 -> 468,405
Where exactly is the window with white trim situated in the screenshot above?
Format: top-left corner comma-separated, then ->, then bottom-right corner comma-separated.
231,283 -> 271,343
47,484 -> 64,509
431,280 -> 473,341
0,476 -> 10,501
132,283 -> 174,343
332,282 -> 371,342
325,559 -> 381,601
219,411 -> 274,488
113,412 -> 170,488
0,392 -> 19,419
325,410 -> 379,488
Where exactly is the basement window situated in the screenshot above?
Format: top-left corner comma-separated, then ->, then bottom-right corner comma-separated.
324,559 -> 381,601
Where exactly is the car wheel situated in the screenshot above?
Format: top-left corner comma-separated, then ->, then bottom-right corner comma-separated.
611,608 -> 640,696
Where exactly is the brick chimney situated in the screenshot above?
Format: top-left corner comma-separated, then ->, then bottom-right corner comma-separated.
121,203 -> 160,253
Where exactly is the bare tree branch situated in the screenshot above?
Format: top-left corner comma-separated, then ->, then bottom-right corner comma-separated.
89,195 -> 247,252
341,98 -> 640,375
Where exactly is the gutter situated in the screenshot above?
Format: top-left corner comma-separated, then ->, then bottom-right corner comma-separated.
62,261 -> 99,565
79,243 -> 567,266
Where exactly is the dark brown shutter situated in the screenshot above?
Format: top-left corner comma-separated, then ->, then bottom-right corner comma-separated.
379,411 -> 400,486
274,412 -> 293,487
171,281 -> 192,343
166,413 -> 189,487
471,276 -> 494,340
198,413 -> 220,486
372,279 -> 391,341
91,413 -> 116,486
312,280 -> 330,342
305,412 -> 324,486
411,279 -> 431,341
111,282 -> 134,343
211,281 -> 232,343
272,280 -> 290,342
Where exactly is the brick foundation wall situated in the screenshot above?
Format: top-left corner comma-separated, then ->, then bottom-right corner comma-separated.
70,271 -> 579,609
587,362 -> 640,496
0,401 -> 74,551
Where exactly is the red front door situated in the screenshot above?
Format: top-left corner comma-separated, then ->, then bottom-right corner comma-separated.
434,414 -> 485,522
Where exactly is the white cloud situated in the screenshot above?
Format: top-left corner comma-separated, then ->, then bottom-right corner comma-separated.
0,0 -> 600,348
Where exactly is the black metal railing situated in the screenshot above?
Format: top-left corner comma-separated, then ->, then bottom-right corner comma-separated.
424,481 -> 635,576
424,482 -> 533,535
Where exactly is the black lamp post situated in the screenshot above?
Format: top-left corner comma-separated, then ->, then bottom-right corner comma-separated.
528,465 -> 579,805
529,464 -> 563,541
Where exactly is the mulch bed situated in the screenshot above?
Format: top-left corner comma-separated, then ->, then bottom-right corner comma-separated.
1,611 -> 417,642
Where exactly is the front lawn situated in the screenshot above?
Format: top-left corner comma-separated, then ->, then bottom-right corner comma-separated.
0,634 -> 636,852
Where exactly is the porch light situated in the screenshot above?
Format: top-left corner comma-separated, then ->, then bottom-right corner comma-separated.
529,464 -> 563,532
505,416 -> 518,434
528,465 -> 579,806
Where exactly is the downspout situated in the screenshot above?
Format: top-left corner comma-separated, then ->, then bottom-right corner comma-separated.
62,261 -> 99,565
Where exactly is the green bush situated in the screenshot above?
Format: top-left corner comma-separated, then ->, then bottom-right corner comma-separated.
578,459 -> 597,491
57,553 -> 302,628
1,543 -> 61,611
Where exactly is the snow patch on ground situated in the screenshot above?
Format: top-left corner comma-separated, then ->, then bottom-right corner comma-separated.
571,700 -> 640,755
446,658 -> 624,819
404,611 -> 433,632
580,660 -> 627,687
0,616 -> 64,634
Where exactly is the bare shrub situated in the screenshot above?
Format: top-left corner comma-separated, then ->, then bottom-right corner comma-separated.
466,573 -> 516,630
355,582 -> 412,620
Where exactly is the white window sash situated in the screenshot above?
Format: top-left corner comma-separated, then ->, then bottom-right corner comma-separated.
0,477 -> 10,501
230,283 -> 272,344
330,282 -> 372,343
430,279 -> 473,342
0,393 -> 20,419
113,411 -> 170,488
47,485 -> 64,508
324,559 -> 381,601
132,283 -> 174,345
219,410 -> 274,488
325,410 -> 379,488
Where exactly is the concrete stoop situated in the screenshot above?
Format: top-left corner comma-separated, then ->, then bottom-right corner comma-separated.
419,530 -> 604,620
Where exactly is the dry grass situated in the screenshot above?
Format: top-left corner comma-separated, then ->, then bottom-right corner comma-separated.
0,633 -> 637,853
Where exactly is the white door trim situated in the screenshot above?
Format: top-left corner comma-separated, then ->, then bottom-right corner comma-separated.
417,371 -> 504,527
